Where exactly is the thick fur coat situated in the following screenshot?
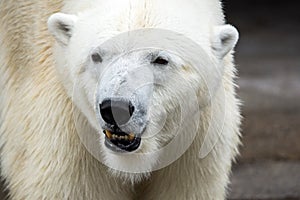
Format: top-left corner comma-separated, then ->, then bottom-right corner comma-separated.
0,0 -> 241,199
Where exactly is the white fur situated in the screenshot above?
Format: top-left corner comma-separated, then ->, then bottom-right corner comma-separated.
48,13 -> 77,46
0,0 -> 241,199
212,25 -> 239,59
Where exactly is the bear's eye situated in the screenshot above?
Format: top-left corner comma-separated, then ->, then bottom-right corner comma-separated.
91,53 -> 103,63
152,56 -> 169,65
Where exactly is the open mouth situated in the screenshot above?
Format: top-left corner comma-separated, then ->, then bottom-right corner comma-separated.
103,129 -> 141,152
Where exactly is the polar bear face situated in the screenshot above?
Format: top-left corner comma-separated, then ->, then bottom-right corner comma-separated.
48,4 -> 238,176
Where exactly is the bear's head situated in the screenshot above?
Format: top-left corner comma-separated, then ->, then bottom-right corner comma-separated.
48,2 -> 238,181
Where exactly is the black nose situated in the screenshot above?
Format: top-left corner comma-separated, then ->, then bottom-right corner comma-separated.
100,99 -> 135,126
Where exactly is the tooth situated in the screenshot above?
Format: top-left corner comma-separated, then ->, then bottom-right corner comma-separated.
125,136 -> 128,140
105,130 -> 112,139
129,133 -> 135,141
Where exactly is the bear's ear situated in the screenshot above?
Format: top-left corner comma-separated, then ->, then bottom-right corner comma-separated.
211,25 -> 239,59
48,13 -> 78,46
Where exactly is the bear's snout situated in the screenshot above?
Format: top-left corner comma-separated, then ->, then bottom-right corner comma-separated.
98,98 -> 143,152
99,98 -> 135,126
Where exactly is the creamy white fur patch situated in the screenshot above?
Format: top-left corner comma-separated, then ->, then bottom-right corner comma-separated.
0,0 -> 241,199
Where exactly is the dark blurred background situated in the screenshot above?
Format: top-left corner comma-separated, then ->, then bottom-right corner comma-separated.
225,1 -> 300,199
1,1 -> 300,199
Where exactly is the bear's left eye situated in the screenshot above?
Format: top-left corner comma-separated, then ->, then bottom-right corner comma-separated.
91,53 -> 103,63
152,56 -> 169,65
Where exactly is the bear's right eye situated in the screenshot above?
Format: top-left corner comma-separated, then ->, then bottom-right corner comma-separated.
91,53 -> 103,63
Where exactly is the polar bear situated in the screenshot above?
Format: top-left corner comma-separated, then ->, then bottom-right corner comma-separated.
0,0 -> 241,199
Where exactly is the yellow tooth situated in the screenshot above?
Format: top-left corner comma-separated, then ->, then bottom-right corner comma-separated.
105,130 -> 112,139
125,136 -> 129,140
129,133 -> 135,141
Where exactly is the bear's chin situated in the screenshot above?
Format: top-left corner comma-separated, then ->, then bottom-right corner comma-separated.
102,145 -> 160,184
107,168 -> 152,184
